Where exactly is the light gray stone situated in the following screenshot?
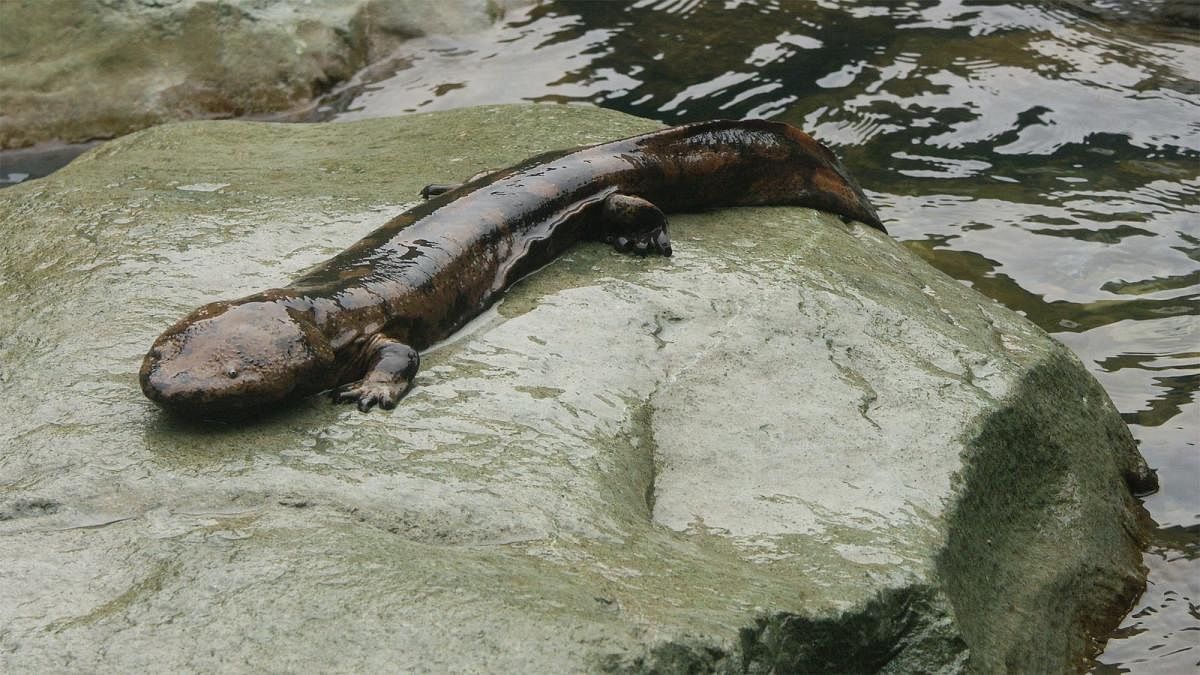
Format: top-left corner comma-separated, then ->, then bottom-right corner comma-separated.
0,104 -> 1152,672
0,0 -> 525,149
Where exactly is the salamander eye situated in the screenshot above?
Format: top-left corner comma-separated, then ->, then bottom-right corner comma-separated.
226,368 -> 239,379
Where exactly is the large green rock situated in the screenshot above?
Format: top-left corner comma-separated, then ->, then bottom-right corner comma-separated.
0,0 -> 523,149
0,105 -> 1152,672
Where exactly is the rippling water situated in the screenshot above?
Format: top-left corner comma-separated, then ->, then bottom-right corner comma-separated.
330,0 -> 1198,669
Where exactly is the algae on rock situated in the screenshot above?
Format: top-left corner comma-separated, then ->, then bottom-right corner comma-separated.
0,104 -> 1153,672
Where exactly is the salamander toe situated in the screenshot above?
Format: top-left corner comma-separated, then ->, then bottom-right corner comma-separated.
331,379 -> 407,412
615,225 -> 672,257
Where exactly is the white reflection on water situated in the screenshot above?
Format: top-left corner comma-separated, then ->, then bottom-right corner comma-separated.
337,13 -> 626,119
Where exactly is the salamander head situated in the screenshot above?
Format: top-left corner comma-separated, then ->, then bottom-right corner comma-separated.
140,300 -> 335,417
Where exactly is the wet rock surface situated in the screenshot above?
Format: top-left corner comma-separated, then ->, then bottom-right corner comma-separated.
0,104 -> 1153,672
0,0 -> 522,150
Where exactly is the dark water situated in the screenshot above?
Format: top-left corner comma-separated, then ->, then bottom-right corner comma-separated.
330,0 -> 1198,669
0,141 -> 98,187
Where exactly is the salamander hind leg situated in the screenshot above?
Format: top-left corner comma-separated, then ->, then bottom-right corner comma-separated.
599,193 -> 672,257
331,338 -> 420,412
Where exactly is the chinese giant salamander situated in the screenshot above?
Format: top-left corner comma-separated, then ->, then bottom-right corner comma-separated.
140,119 -> 885,417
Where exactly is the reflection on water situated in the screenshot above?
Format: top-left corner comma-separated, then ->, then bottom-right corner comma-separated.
333,0 -> 1197,668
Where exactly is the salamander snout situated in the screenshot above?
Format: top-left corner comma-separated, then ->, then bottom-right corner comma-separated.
140,300 -> 335,417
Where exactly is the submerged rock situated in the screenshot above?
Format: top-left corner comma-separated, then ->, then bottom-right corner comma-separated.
0,104 -> 1153,672
0,0 -> 524,150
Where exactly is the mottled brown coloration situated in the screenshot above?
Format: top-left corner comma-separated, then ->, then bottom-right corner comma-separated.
140,119 -> 884,417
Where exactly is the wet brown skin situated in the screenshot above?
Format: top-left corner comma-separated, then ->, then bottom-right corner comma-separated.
141,119 -> 885,417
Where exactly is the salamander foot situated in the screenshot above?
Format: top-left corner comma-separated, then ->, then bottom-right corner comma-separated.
608,227 -> 672,256
331,379 -> 410,412
598,193 -> 672,257
330,339 -> 419,412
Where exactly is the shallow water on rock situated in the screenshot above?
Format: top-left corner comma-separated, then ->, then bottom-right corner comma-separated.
325,1 -> 1198,669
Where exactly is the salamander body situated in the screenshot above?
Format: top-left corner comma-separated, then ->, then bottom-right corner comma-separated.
140,120 -> 885,417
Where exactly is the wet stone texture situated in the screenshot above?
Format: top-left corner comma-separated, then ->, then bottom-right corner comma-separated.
0,105 -> 1154,672
0,0 -> 525,149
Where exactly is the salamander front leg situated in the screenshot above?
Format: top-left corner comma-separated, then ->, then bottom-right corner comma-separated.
419,184 -> 460,199
331,338 -> 420,412
419,169 -> 502,199
598,193 -> 672,257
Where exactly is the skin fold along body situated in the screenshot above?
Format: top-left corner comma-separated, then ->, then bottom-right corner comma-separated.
140,119 -> 885,418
